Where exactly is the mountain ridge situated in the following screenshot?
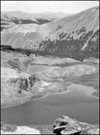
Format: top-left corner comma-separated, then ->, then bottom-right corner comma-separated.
1,6 -> 99,61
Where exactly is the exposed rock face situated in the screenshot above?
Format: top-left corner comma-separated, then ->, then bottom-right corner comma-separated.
53,115 -> 99,135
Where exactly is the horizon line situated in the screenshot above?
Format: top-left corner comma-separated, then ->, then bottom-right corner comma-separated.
1,5 -> 99,14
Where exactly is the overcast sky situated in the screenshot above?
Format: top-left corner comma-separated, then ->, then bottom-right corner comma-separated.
1,1 -> 99,13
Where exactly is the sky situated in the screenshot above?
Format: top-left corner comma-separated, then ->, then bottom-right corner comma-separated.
1,1 -> 99,14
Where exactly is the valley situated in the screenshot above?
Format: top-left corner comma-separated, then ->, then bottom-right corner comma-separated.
1,4 -> 99,134
1,48 -> 99,107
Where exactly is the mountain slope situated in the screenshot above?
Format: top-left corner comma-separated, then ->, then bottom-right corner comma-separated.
1,11 -> 70,49
38,6 -> 99,60
1,6 -> 99,61
42,6 -> 99,36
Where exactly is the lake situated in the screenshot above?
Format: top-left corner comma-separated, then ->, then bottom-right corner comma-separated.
1,84 -> 99,125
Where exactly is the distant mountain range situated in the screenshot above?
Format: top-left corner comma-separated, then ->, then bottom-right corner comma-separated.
1,11 -> 69,26
1,6 -> 99,61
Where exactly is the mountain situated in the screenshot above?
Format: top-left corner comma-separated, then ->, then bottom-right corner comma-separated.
1,6 -> 99,61
38,6 -> 99,60
1,11 -> 70,49
41,6 -> 99,37
1,11 -> 69,29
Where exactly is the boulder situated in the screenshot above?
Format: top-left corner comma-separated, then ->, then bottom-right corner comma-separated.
53,115 -> 99,135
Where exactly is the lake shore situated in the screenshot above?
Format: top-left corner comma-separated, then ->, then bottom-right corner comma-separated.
1,82 -> 98,109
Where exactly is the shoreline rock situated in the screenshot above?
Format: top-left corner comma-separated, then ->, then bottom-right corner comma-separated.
1,115 -> 99,134
53,115 -> 99,134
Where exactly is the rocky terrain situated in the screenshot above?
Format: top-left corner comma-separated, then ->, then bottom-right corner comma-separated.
1,115 -> 99,134
53,115 -> 99,134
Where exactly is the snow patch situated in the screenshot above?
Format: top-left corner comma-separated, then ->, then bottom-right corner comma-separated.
1,126 -> 40,134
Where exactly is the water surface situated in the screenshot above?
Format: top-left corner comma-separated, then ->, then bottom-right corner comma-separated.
1,84 -> 99,125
